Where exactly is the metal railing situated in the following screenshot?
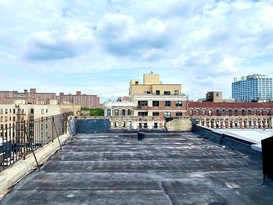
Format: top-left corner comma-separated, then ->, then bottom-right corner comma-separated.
0,112 -> 71,170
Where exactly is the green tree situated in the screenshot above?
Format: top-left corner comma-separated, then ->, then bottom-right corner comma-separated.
81,107 -> 90,111
90,108 -> 104,116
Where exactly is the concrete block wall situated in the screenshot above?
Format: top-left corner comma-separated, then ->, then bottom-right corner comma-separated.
76,118 -> 111,133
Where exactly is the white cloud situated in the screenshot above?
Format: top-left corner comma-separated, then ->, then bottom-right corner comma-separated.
1,0 -> 273,101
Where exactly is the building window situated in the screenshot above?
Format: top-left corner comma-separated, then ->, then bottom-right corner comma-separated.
122,109 -> 126,116
107,109 -> 111,116
234,109 -> 238,116
164,91 -> 171,95
13,109 -> 16,114
216,109 -> 220,116
144,123 -> 148,128
138,101 -> 148,107
0,109 -> 3,114
228,109 -> 232,116
165,101 -> 171,107
154,123 -> 158,128
164,112 -> 171,117
202,109 -> 206,116
156,90 -> 160,95
242,109 -> 245,116
174,90 -> 179,95
30,109 -> 34,114
189,109 -> 193,116
248,109 -> 251,116
208,109 -> 212,116
152,101 -> 159,107
176,101 -> 182,107
153,112 -> 159,116
138,112 -> 148,116
196,109 -> 200,116
127,109 -> 132,116
254,109 -> 258,115
267,109 -> 271,116
139,123 -> 142,128
128,121 -> 132,128
5,109 -> 8,114
176,112 -> 182,116
41,109 -> 44,114
114,109 -> 119,116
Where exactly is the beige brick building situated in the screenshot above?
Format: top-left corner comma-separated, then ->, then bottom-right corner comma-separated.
104,73 -> 189,130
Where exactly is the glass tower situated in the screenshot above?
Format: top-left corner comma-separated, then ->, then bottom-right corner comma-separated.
232,74 -> 273,102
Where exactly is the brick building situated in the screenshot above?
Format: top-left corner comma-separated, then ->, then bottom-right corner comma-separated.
188,101 -> 273,129
104,73 -> 189,130
0,89 -> 100,108
57,91 -> 100,108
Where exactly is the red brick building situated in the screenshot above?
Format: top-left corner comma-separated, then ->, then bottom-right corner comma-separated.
0,89 -> 100,108
188,101 -> 273,129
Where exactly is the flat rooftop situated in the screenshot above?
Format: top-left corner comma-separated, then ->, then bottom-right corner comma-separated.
212,128 -> 273,152
1,132 -> 273,205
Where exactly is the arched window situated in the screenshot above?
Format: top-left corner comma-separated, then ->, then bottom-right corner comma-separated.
114,109 -> 119,116
222,109 -> 226,116
241,109 -> 245,116
216,109 -> 220,116
248,109 -> 252,116
208,109 -> 212,116
196,109 -> 200,116
228,109 -> 232,116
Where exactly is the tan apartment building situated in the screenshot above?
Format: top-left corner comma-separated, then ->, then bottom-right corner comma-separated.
0,100 -> 80,147
104,72 -> 188,130
0,100 -> 80,130
129,73 -> 181,96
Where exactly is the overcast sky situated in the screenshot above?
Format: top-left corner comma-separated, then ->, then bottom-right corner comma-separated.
1,0 -> 273,102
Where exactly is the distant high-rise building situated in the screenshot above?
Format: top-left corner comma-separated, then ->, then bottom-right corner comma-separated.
232,74 -> 273,102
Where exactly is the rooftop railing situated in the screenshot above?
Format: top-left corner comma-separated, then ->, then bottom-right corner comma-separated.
0,112 -> 71,170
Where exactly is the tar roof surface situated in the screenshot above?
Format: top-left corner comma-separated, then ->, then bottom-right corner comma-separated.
1,132 -> 273,205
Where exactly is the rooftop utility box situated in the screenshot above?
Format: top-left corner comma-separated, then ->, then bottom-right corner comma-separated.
262,136 -> 273,181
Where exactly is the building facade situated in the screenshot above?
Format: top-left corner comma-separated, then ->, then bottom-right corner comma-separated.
0,100 -> 81,128
0,100 -> 80,145
188,101 -> 273,129
104,73 -> 189,130
232,74 -> 273,102
0,89 -> 100,108
57,91 -> 100,108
